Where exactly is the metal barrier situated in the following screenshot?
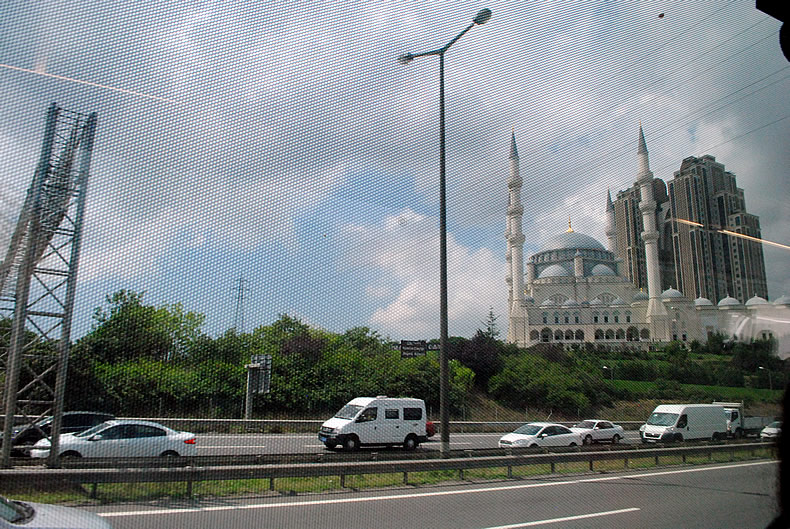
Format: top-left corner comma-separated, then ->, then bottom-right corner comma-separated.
0,442 -> 773,499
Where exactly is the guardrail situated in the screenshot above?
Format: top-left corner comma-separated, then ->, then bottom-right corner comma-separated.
1,442 -> 773,499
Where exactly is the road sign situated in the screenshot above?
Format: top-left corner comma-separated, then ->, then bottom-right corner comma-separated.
247,354 -> 272,394
400,340 -> 427,358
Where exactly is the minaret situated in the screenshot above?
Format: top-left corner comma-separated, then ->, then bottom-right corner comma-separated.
506,131 -> 526,343
635,125 -> 667,320
605,189 -> 616,253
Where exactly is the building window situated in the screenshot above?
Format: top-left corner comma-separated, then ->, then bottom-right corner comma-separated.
604,315 -> 609,323
614,315 -> 619,323
626,315 -> 631,323
593,315 -> 599,323
564,316 -> 569,324
542,314 -> 548,324
574,315 -> 580,323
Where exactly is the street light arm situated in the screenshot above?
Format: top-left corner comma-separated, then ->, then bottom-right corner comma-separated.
440,22 -> 475,54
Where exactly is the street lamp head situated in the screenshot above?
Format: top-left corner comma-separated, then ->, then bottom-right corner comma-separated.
398,53 -> 415,65
474,8 -> 492,25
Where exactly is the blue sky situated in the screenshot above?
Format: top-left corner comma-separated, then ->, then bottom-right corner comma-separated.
1,1 -> 788,341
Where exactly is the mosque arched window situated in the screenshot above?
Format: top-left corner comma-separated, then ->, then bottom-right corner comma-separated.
541,328 -> 551,342
615,329 -> 625,340
542,313 -> 548,324
554,330 -> 563,341
595,329 -> 604,340
605,329 -> 614,340
530,330 -> 539,341
565,330 -> 574,340
554,312 -> 560,324
575,329 -> 584,340
627,327 -> 639,341
640,328 -> 650,340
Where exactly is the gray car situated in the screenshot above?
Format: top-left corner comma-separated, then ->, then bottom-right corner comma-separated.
0,495 -> 111,529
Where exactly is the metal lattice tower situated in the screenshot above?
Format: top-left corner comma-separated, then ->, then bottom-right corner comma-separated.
1,103 -> 97,467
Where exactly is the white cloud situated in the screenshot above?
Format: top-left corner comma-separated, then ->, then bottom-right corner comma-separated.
343,209 -> 507,339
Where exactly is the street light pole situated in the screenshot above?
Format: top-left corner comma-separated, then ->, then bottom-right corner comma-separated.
758,366 -> 773,391
398,8 -> 491,456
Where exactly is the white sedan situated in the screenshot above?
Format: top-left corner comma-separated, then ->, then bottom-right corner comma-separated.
30,420 -> 197,459
570,419 -> 625,445
499,422 -> 583,448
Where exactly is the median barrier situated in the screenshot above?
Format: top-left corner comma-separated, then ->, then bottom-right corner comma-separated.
1,442 -> 774,499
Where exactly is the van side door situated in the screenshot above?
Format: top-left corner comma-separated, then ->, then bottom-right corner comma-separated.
353,407 -> 380,445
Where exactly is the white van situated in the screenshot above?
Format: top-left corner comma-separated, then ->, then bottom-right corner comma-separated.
318,396 -> 427,451
639,404 -> 727,443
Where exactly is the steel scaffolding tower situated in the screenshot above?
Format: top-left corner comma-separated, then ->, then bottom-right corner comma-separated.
0,103 -> 97,467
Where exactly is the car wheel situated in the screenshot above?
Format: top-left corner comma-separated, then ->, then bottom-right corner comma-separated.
60,451 -> 81,461
569,442 -> 577,447
529,444 -> 539,448
734,428 -> 743,439
324,441 -> 338,450
343,435 -> 359,452
674,434 -> 684,442
403,434 -> 419,451
160,450 -> 180,457
612,434 -> 621,444
583,435 -> 593,445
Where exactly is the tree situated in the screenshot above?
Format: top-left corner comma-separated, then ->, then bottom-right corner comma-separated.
77,290 -> 205,364
482,308 -> 500,339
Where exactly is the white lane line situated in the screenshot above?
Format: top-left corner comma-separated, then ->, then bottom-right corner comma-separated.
482,507 -> 640,528
199,446 -> 267,449
98,460 -> 775,518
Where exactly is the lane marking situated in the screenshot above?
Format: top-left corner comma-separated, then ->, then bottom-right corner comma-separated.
99,460 -> 775,518
482,507 -> 640,528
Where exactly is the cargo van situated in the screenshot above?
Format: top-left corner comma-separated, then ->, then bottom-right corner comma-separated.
639,404 -> 727,443
318,396 -> 427,451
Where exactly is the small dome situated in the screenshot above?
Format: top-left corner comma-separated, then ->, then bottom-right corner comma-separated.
694,297 -> 713,307
610,297 -> 626,306
562,298 -> 579,307
524,296 -> 535,304
539,231 -> 606,252
580,300 -> 590,306
591,264 -> 616,276
774,295 -> 790,305
540,299 -> 556,306
633,291 -> 649,301
538,264 -> 571,278
588,298 -> 603,306
661,287 -> 683,299
745,296 -> 768,306
718,295 -> 741,307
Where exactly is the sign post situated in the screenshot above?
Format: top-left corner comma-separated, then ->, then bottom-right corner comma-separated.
244,354 -> 272,421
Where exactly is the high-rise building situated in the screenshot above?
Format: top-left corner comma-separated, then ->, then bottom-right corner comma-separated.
667,155 -> 768,302
611,146 -> 768,303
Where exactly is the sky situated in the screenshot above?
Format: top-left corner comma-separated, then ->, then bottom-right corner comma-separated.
1,0 -> 788,342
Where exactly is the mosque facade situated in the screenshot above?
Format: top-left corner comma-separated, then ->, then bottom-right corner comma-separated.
505,127 -> 790,356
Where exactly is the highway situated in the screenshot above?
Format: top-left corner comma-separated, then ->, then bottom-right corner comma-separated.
193,431 -> 644,455
92,460 -> 777,529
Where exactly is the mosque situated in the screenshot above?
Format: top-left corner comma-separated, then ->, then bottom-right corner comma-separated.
505,126 -> 790,355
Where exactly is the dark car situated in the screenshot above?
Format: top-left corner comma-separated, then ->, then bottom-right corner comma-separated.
1,411 -> 114,457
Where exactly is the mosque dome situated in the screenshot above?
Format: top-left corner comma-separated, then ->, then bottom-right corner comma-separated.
774,295 -> 790,305
538,264 -> 571,278
588,298 -> 603,306
661,287 -> 683,299
610,297 -> 626,306
562,298 -> 579,307
694,297 -> 713,307
718,295 -> 741,307
591,264 -> 616,276
539,231 -> 606,252
524,296 -> 535,304
633,291 -> 649,301
745,296 -> 768,306
540,299 -> 556,306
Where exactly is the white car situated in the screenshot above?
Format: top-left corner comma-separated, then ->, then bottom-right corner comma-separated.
0,494 -> 112,528
499,422 -> 583,448
30,420 -> 197,459
570,419 -> 625,445
760,421 -> 782,440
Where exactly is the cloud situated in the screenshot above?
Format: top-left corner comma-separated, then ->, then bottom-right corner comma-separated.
342,209 -> 507,339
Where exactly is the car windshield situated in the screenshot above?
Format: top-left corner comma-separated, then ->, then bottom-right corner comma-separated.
513,424 -> 543,436
74,422 -> 111,438
334,405 -> 363,420
0,497 -> 28,523
647,413 -> 679,426
574,421 -> 596,429
768,422 -> 782,429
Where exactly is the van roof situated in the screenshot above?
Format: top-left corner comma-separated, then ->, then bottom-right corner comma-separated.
654,404 -> 724,413
348,396 -> 425,406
